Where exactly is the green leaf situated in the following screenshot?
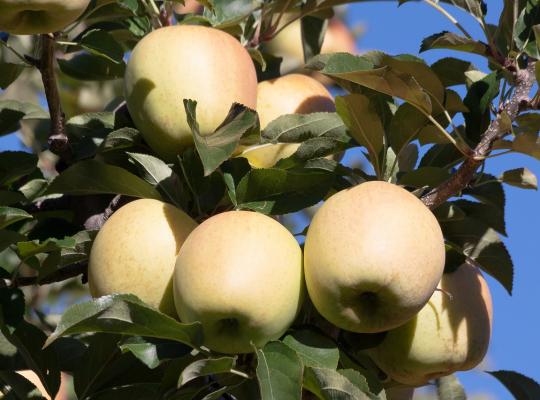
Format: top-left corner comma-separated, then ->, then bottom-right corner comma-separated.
45,294 -> 203,349
420,31 -> 489,57
301,15 -> 327,62
487,370 -> 540,399
46,159 -> 162,200
0,371 -> 43,399
431,57 -> 475,87
255,341 -> 303,400
307,53 -> 432,114
464,174 -> 506,210
119,337 -> 191,369
436,375 -> 466,400
128,152 -> 186,208
388,103 -> 428,155
87,383 -> 162,400
236,167 -> 335,215
179,357 -> 237,386
78,29 -> 125,64
0,62 -> 24,91
262,113 -> 348,144
0,229 -> 26,252
442,218 -> 513,294
16,237 -> 76,260
0,285 -> 25,328
0,190 -> 26,206
0,151 -> 38,186
464,72 -> 500,143
452,199 -> 506,236
303,367 -> 376,400
433,202 -> 466,222
0,207 -> 32,229
398,167 -> 451,188
282,329 -> 339,369
204,0 -> 259,28
185,100 -> 259,176
0,101 -> 48,136
500,167 -> 538,189
514,3 -> 540,59
58,53 -> 126,81
335,94 -> 384,176
98,127 -> 142,153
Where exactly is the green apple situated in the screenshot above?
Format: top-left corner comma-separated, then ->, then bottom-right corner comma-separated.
124,25 -> 257,161
369,262 -> 493,386
173,210 -> 304,354
88,199 -> 197,317
0,0 -> 91,35
240,73 -> 335,168
304,181 -> 446,333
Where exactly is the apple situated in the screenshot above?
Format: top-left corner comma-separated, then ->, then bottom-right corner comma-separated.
240,73 -> 335,168
16,370 -> 70,400
0,0 -> 91,35
369,262 -> 493,386
264,17 -> 357,73
124,25 -> 257,160
173,210 -> 304,354
304,181 -> 445,333
88,199 -> 197,317
174,0 -> 202,14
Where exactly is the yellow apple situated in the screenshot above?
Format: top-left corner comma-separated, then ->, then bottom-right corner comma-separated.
0,0 -> 91,35
369,262 -> 493,386
241,73 -> 335,168
124,25 -> 257,160
173,210 -> 304,354
174,0 -> 202,14
88,199 -> 197,317
16,370 -> 70,400
264,17 -> 357,72
304,181 -> 445,333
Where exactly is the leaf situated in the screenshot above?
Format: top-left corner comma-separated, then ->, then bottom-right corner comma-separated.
464,174 -> 505,210
0,190 -> 26,206
303,367 -> 375,400
433,202 -> 466,222
420,31 -> 489,57
436,375 -> 466,400
511,132 -> 540,160
185,100 -> 259,176
58,53 -> 126,81
442,218 -> 513,294
179,357 -> 237,387
307,53 -> 432,114
282,329 -> 339,369
119,337 -> 191,370
452,199 -> 506,235
78,29 -> 124,64
236,168 -> 335,215
0,371 -> 43,399
514,3 -> 540,59
204,0 -> 259,28
388,103 -> 428,154
335,94 -> 384,176
431,57 -> 475,87
500,167 -> 538,189
46,159 -> 162,200
16,237 -> 76,260
98,127 -> 142,153
255,341 -> 303,400
463,72 -> 500,143
0,207 -> 32,229
0,101 -> 48,136
262,113 -> 348,144
45,294 -> 203,349
0,61 -> 24,90
128,152 -> 186,208
0,151 -> 38,186
0,229 -> 26,252
301,15 -> 327,62
87,383 -> 162,400
399,167 -> 451,188
487,370 -> 540,399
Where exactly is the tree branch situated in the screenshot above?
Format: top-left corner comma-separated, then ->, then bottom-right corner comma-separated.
36,34 -> 71,161
421,61 -> 536,209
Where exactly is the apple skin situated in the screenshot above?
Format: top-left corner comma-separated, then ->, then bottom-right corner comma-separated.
241,73 -> 335,168
173,210 -> 304,354
369,262 -> 493,387
124,25 -> 257,160
88,199 -> 197,317
174,0 -> 202,14
304,181 -> 445,333
0,0 -> 90,35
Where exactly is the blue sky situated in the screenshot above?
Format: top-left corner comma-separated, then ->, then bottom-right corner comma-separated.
344,1 -> 540,398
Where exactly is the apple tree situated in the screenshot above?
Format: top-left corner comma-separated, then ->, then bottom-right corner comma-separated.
0,0 -> 540,399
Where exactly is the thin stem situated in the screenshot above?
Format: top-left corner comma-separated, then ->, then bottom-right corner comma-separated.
0,40 -> 32,65
425,114 -> 471,157
230,368 -> 251,379
422,0 -> 474,39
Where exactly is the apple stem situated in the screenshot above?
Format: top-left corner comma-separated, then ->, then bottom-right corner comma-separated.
421,60 -> 537,209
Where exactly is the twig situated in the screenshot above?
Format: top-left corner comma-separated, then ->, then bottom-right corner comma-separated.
35,34 -> 71,161
421,61 -> 536,209
422,0 -> 474,39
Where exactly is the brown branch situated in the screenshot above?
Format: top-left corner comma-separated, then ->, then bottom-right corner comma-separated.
37,34 -> 71,161
421,61 -> 537,209
6,262 -> 88,288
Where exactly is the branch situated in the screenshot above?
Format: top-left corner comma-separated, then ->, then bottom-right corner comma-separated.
421,61 -> 536,209
36,34 -> 71,161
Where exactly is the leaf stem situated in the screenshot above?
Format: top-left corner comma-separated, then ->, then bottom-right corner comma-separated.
422,0 -> 474,39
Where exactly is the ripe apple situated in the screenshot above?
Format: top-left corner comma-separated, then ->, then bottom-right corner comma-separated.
173,211 -> 304,354
0,0 -> 91,35
240,73 -> 335,168
88,199 -> 197,317
124,25 -> 257,160
174,0 -> 202,14
264,17 -> 357,73
16,370 -> 70,400
369,262 -> 493,386
304,181 -> 445,333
